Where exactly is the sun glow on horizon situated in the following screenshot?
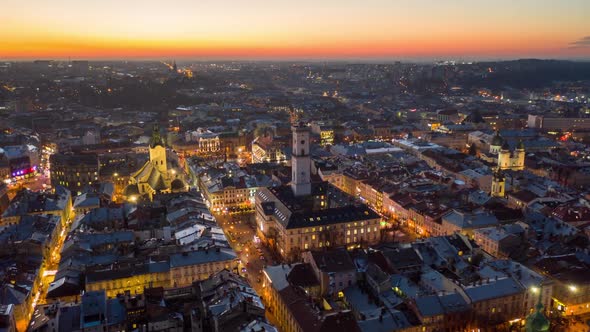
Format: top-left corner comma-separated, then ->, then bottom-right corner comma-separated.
1,0 -> 589,60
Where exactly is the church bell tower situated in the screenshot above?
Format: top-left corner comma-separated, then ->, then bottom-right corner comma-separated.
149,123 -> 168,175
491,168 -> 505,198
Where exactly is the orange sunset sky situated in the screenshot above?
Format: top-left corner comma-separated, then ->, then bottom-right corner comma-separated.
1,0 -> 590,60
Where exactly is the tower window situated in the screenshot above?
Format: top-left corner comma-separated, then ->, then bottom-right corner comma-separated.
301,149 -> 304,155
301,140 -> 305,144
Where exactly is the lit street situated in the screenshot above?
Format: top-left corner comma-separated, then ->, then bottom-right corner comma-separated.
23,212 -> 73,331
215,212 -> 281,326
6,171 -> 51,200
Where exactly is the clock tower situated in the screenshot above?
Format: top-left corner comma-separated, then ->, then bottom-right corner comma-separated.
291,123 -> 312,196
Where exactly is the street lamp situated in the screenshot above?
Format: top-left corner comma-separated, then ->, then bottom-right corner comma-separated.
568,285 -> 578,293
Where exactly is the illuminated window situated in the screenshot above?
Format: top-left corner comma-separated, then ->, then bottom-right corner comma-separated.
304,243 -> 308,249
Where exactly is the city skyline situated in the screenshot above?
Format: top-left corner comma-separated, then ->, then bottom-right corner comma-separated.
2,0 -> 590,60
3,2 -> 590,331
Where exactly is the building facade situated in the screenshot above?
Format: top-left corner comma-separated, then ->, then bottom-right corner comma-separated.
50,153 -> 100,194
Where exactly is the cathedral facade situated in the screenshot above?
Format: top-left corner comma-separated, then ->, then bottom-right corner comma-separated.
488,131 -> 525,171
124,124 -> 186,201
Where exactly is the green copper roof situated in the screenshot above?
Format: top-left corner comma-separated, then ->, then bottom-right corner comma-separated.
525,299 -> 550,332
150,123 -> 164,148
491,131 -> 504,146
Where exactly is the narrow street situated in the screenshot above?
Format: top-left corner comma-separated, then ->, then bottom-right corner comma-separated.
215,211 -> 281,327
23,212 -> 74,331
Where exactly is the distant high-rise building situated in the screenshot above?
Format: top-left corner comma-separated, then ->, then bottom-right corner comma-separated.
528,114 -> 590,131
82,130 -> 101,146
71,60 -> 90,74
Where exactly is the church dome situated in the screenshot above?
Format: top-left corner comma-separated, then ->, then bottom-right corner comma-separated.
123,184 -> 140,196
501,141 -> 510,151
525,302 -> 550,332
491,131 -> 504,146
171,178 -> 186,191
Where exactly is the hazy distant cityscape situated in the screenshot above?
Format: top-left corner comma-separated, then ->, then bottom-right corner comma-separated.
0,57 -> 589,332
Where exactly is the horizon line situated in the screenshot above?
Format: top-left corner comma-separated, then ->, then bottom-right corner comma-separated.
2,56 -> 590,64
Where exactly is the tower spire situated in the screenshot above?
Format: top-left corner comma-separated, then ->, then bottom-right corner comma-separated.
525,285 -> 550,332
150,123 -> 164,148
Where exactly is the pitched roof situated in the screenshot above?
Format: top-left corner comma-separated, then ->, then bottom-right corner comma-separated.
169,248 -> 237,268
310,248 -> 356,273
